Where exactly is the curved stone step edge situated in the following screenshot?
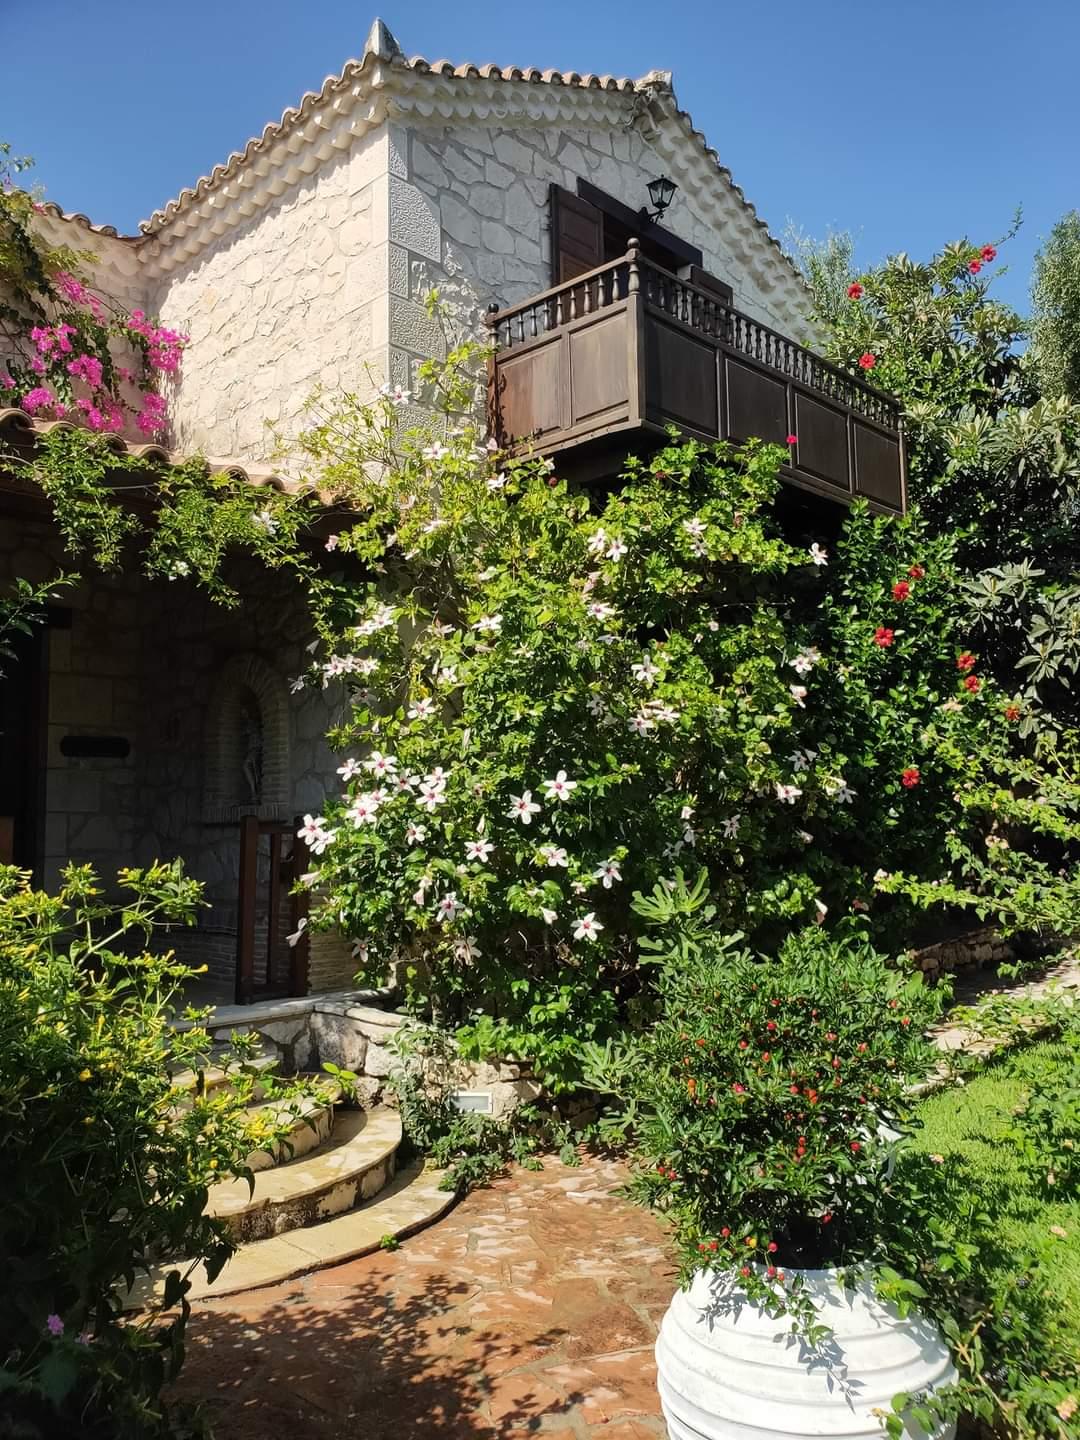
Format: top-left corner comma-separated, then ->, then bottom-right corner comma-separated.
128,1160 -> 456,1307
244,1081 -> 342,1173
169,1052 -> 279,1101
205,1106 -> 403,1241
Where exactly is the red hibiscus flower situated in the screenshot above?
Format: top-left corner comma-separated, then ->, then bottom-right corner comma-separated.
892,581 -> 911,601
957,651 -> 977,671
901,767 -> 920,788
1004,704 -> 1021,722
786,434 -> 798,445
873,627 -> 895,647
964,674 -> 981,693
968,259 -> 983,274
908,563 -> 925,579
859,352 -> 877,370
981,244 -> 997,262
847,282 -> 864,300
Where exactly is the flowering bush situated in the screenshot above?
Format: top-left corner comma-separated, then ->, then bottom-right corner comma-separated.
0,861 -> 319,1437
798,224 -> 1080,732
1,146 -> 183,437
282,354 -> 1080,1085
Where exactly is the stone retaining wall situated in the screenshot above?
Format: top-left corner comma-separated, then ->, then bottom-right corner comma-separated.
200,993 -> 541,1118
908,926 -> 1015,983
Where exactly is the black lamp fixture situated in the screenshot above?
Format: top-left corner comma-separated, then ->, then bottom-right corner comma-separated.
640,175 -> 678,224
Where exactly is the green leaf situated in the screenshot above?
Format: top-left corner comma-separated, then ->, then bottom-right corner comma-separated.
38,1349 -> 78,1406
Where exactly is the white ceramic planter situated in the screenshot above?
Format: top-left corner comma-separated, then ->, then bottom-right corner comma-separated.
656,1267 -> 957,1440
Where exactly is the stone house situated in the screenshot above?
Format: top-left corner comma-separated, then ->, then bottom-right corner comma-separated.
0,19 -> 905,1005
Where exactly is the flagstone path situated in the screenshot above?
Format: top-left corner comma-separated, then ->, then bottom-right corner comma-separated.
175,1155 -> 673,1439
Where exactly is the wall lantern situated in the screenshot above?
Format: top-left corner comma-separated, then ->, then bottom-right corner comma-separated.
641,175 -> 678,223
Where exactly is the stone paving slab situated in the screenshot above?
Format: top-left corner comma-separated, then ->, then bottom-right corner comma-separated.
173,1155 -> 672,1438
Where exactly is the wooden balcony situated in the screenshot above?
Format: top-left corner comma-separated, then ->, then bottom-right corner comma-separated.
486,244 -> 906,514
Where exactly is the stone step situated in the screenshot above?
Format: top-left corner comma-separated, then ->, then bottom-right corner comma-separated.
206,1106 -> 402,1242
169,1051 -> 279,1102
130,1160 -> 456,1305
244,1083 -> 341,1173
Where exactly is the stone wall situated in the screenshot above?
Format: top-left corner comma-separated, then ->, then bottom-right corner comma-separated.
385,117 -> 809,398
147,128 -> 394,462
908,927 -> 1015,983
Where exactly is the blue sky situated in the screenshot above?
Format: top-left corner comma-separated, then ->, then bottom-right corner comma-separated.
3,0 -> 1076,316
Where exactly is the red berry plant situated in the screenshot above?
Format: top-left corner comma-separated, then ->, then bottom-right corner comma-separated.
590,902 -> 942,1331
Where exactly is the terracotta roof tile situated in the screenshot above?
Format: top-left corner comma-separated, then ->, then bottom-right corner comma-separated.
0,407 -> 289,491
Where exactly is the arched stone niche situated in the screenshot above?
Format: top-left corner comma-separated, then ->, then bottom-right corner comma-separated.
202,653 -> 291,823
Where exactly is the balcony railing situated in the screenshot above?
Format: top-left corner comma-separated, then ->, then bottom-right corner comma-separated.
485,244 -> 906,513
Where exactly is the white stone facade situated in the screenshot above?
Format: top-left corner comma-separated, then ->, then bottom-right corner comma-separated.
386,114 -> 807,399
16,24 -> 808,465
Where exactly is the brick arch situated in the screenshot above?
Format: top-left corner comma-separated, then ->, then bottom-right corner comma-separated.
202,653 -> 291,823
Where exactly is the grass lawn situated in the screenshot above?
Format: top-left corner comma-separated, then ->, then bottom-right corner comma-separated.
904,1035 -> 1080,1433
911,1038 -> 1080,1319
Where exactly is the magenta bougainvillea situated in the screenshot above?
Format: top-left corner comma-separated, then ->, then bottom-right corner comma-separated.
1,160 -> 185,437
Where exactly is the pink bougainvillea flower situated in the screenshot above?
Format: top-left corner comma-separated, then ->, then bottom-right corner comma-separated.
981,244 -> 997,262
67,354 -> 103,389
54,271 -> 87,303
968,259 -> 982,275
858,352 -> 877,370
891,581 -> 911,601
847,282 -> 864,300
873,627 -> 894,647
963,674 -> 981,693
21,386 -> 55,415
901,767 -> 921,788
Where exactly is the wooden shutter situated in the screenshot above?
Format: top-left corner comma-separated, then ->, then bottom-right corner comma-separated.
550,184 -> 603,284
683,265 -> 733,305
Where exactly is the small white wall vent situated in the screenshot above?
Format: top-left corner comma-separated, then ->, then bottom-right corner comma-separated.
451,1090 -> 493,1114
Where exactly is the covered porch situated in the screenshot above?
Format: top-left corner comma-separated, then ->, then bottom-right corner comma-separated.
0,466 -> 355,1006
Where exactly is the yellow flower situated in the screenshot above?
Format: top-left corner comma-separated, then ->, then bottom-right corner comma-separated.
78,1069 -> 92,1081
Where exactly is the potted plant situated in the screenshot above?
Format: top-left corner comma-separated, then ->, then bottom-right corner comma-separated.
586,888 -> 958,1440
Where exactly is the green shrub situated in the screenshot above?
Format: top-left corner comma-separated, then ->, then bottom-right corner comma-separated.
0,862 -> 310,1439
584,911 -> 942,1295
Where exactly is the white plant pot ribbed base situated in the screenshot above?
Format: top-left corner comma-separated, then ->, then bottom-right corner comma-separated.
656,1267 -> 957,1440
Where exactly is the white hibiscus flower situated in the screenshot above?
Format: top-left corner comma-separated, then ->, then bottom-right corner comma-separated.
573,912 -> 604,941
542,770 -> 577,803
507,791 -> 542,825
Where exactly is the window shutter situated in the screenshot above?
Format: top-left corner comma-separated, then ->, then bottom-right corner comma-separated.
682,265 -> 734,306
550,184 -> 603,283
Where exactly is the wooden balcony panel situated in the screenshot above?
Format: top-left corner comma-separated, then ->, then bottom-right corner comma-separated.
487,247 -> 906,515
